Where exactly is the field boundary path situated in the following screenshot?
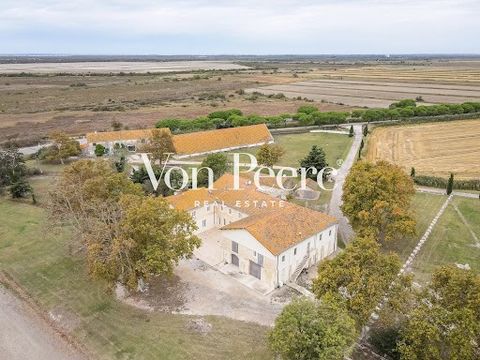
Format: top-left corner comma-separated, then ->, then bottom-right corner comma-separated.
416,186 -> 479,199
452,203 -> 480,247
328,124 -> 363,243
361,194 -> 453,343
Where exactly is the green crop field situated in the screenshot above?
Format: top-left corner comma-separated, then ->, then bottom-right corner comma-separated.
0,196 -> 271,360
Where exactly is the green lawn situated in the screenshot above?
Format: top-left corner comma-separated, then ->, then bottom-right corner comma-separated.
411,197 -> 480,284
190,132 -> 353,169
0,198 -> 271,360
383,192 -> 447,261
273,132 -> 353,168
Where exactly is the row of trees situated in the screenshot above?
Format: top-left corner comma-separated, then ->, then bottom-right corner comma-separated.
269,160 -> 480,359
356,101 -> 480,122
155,101 -> 480,134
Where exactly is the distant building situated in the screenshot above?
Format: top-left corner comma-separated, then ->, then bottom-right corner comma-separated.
85,124 -> 274,157
166,174 -> 338,291
85,128 -> 170,155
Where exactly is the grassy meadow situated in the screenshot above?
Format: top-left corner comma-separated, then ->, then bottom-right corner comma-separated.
0,174 -> 272,360
412,197 -> 480,284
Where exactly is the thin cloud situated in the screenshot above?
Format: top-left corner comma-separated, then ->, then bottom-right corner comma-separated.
0,0 -> 478,54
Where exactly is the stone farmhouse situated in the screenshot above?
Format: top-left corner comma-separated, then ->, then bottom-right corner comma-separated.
166,174 -> 338,292
85,124 -> 274,158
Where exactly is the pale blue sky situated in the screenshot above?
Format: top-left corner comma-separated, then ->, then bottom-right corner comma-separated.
1,0 -> 479,54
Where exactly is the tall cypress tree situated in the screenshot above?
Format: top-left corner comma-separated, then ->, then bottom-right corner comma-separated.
446,173 -> 454,195
349,125 -> 354,137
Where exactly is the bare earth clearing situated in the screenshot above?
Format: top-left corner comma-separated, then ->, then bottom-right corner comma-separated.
366,120 -> 480,179
0,61 -> 249,74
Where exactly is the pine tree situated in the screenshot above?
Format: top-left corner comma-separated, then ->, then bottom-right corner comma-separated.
446,173 -> 454,195
410,167 -> 416,177
300,145 -> 328,180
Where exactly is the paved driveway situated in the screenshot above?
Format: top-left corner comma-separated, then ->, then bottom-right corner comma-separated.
328,124 -> 363,243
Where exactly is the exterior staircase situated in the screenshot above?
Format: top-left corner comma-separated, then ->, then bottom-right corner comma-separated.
290,253 -> 309,282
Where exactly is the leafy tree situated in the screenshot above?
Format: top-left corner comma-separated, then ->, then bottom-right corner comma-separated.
87,194 -> 201,290
300,145 -> 328,180
297,105 -> 319,114
341,161 -> 416,243
130,165 -> 183,196
94,144 -> 106,157
398,266 -> 480,360
389,99 -> 416,109
48,160 -> 198,289
9,178 -> 32,199
410,167 -> 416,177
256,144 -> 285,167
312,236 -> 402,326
447,173 -> 454,195
207,109 -> 242,120
48,159 -> 143,235
268,297 -> 357,360
44,132 -> 81,164
349,125 -> 354,137
0,147 -> 27,193
140,129 -> 176,165
198,153 -> 228,186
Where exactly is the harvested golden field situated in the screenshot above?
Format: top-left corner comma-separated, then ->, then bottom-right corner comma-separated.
366,120 -> 480,179
247,62 -> 480,107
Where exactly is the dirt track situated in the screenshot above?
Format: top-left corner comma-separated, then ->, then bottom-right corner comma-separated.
0,286 -> 84,360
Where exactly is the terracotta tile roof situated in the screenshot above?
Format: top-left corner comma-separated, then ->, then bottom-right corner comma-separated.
221,204 -> 337,255
86,128 -> 170,143
172,124 -> 273,155
165,188 -> 214,211
166,173 -> 337,255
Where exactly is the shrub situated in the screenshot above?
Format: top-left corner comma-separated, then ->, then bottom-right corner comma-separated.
389,99 -> 416,109
297,105 -> 319,114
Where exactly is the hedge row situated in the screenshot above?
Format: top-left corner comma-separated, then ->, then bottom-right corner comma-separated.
414,175 -> 480,191
156,109 -> 293,132
355,102 -> 480,122
155,101 -> 480,133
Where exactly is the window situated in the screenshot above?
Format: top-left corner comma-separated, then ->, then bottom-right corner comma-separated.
318,233 -> 322,241
329,230 -> 332,236
238,212 -> 241,218
282,255 -> 285,262
202,219 -> 206,227
229,208 -> 232,214
294,248 -> 297,256
253,251 -> 257,257
257,253 -> 264,267
232,241 -> 238,253
192,211 -> 196,218
223,219 -> 226,225
207,206 -> 210,211
221,205 -> 224,211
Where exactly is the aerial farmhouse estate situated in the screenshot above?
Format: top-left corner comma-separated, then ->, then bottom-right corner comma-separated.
86,124 -> 274,157
167,174 -> 338,291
